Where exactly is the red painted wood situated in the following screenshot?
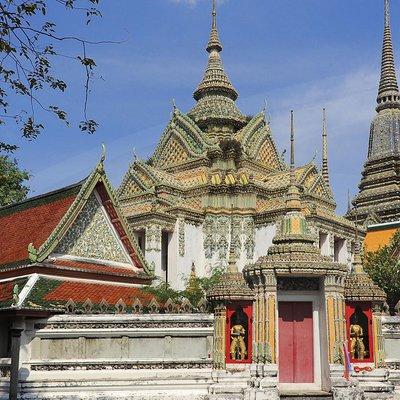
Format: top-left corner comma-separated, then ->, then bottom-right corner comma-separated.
345,301 -> 374,363
279,302 -> 314,383
293,302 -> 314,383
278,302 -> 294,383
225,302 -> 253,364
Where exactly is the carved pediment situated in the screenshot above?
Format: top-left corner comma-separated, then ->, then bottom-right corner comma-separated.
158,136 -> 191,167
236,114 -> 281,170
254,137 -> 281,170
54,192 -> 131,264
151,110 -> 208,168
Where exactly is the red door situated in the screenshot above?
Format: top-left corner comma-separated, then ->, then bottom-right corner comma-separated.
278,302 -> 314,383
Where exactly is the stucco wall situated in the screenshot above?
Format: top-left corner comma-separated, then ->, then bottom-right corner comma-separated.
382,315 -> 400,392
1,314 -> 214,400
254,224 -> 276,261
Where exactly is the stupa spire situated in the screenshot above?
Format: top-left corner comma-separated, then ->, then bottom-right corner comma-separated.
207,0 -> 222,53
286,110 -> 302,211
377,0 -> 400,111
352,209 -> 363,273
189,0 -> 246,131
322,108 -> 330,187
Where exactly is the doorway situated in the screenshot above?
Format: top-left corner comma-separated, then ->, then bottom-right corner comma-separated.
278,301 -> 314,383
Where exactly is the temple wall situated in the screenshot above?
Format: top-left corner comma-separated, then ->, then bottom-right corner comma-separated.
1,314 -> 214,400
172,221 -> 205,291
382,315 -> 400,393
254,223 -> 276,262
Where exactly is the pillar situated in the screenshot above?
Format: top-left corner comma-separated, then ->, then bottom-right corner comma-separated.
213,304 -> 226,370
9,318 -> 24,400
372,302 -> 385,368
252,272 -> 277,368
324,274 -> 346,365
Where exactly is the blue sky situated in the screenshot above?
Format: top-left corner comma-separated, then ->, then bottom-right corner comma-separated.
5,0 -> 398,214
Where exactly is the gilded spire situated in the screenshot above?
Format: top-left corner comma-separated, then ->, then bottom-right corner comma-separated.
377,0 -> 400,111
189,0 -> 246,131
321,108 -> 330,187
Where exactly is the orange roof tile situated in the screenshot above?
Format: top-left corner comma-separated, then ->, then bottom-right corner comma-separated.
49,259 -> 138,278
0,188 -> 79,266
44,281 -> 153,304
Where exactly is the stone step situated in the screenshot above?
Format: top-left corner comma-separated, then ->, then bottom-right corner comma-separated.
280,392 -> 332,400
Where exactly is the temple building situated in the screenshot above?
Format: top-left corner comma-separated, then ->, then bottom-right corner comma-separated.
1,1 -> 400,400
118,0 -> 358,290
347,0 -> 400,252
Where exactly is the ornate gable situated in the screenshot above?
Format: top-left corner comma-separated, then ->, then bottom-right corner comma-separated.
151,110 -> 209,169
54,192 -> 131,264
236,113 -> 282,171
255,137 -> 281,170
299,165 -> 334,201
158,136 -> 191,167
118,162 -> 156,200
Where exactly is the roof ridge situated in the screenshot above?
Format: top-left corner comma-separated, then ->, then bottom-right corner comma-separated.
0,179 -> 85,217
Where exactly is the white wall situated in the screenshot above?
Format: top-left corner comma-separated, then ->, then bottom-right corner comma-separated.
254,224 -> 276,262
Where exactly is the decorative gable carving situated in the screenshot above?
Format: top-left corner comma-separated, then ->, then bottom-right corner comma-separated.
54,193 -> 131,264
159,137 -> 191,167
236,114 -> 282,171
255,137 -> 281,170
151,110 -> 208,169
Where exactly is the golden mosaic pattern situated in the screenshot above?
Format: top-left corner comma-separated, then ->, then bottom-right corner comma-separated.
160,138 -> 190,167
255,138 -> 280,169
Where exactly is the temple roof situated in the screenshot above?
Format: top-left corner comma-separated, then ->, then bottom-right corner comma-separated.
0,182 -> 81,267
0,158 -> 153,297
245,114 -> 347,277
0,275 -> 207,314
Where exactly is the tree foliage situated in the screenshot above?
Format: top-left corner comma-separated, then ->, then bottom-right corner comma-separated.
0,0 -> 104,153
0,155 -> 29,206
364,230 -> 400,313
143,266 -> 225,308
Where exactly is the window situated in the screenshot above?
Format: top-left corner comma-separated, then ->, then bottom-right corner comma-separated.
135,230 -> 146,256
319,232 -> 329,256
334,237 -> 345,262
161,231 -> 170,283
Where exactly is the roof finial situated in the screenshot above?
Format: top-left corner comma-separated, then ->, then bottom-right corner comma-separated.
353,206 -> 363,272
286,110 -> 302,211
377,0 -> 400,111
207,0 -> 222,53
385,0 -> 390,28
290,110 -> 295,175
347,188 -> 352,213
322,108 -> 330,187
100,143 -> 106,164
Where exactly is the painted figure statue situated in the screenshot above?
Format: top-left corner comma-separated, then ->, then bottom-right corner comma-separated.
350,323 -> 366,360
230,324 -> 247,360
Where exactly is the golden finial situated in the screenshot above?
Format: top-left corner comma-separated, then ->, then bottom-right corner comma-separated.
100,143 -> 106,164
